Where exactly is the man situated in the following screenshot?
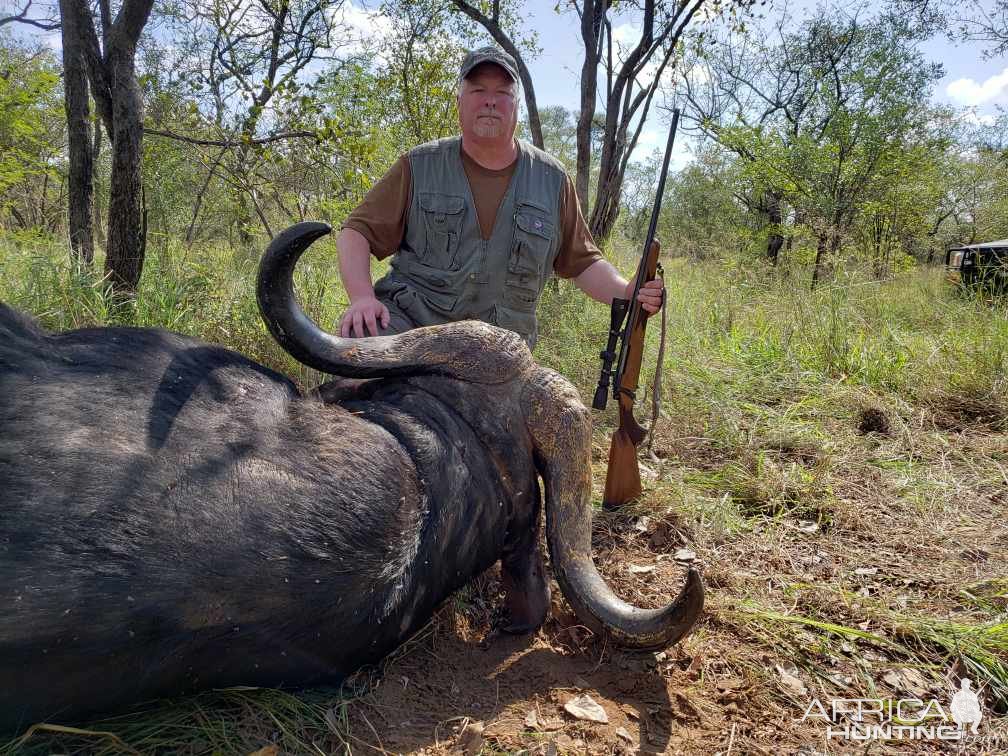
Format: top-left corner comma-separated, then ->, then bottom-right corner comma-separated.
337,45 -> 663,347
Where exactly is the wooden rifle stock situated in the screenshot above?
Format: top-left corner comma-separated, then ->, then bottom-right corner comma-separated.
602,240 -> 660,508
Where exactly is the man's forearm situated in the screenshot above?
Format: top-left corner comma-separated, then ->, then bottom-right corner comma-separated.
571,259 -> 629,304
337,227 -> 378,302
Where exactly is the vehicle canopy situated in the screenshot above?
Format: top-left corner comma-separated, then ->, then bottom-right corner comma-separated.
947,239 -> 1008,254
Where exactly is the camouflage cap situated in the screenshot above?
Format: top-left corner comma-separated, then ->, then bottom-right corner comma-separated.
459,45 -> 519,83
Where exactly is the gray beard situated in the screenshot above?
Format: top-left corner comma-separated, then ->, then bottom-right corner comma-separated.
474,118 -> 503,138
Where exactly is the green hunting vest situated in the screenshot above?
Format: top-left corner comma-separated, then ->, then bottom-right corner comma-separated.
372,136 -> 566,349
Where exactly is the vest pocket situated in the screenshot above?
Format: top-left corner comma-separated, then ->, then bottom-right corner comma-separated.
509,210 -> 554,278
419,192 -> 465,270
505,208 -> 554,312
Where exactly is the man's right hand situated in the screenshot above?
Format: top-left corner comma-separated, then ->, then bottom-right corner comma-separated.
339,296 -> 391,337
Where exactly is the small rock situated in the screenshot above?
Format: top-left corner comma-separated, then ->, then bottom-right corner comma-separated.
524,710 -> 539,730
564,694 -> 609,723
797,520 -> 819,534
628,563 -> 655,574
633,516 -> 651,533
615,726 -> 633,743
854,567 -> 879,576
673,548 -> 697,562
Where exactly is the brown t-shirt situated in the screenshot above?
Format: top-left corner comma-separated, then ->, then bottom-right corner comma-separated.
342,147 -> 602,279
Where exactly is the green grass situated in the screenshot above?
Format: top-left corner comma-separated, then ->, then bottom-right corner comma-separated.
3,232 -> 1005,408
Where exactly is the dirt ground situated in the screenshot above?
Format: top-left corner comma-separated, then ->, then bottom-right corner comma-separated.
341,411 -> 1008,755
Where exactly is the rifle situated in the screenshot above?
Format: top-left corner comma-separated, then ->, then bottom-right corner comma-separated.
592,107 -> 680,509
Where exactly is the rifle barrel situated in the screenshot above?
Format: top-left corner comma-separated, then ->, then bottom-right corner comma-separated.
616,107 -> 681,388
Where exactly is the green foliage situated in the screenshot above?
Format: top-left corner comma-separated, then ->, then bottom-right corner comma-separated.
0,37 -> 64,227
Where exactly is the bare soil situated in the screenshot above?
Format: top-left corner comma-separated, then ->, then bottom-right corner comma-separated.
342,409 -> 1008,755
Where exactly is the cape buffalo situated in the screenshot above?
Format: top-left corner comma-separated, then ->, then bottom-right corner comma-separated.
0,222 -> 703,732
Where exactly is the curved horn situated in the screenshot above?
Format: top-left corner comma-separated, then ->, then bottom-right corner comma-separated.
525,369 -> 704,649
256,222 -> 530,383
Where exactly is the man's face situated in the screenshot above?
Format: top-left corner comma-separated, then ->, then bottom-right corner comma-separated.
457,63 -> 518,144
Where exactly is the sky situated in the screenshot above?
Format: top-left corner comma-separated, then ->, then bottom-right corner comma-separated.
15,0 -> 1008,168
499,0 -> 1006,166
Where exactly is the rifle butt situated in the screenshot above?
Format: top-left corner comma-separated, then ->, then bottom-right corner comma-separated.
602,428 -> 642,509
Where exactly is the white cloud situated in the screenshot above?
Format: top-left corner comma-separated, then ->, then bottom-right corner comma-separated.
946,68 -> 1008,106
963,111 -> 997,127
42,32 -> 62,53
330,2 -> 395,57
611,23 -> 640,55
632,125 -> 691,170
605,23 -> 678,91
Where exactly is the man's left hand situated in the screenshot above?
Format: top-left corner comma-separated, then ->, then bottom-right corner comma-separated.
627,276 -> 665,314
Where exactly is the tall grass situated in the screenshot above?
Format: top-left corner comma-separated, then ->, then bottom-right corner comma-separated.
3,233 -> 1005,407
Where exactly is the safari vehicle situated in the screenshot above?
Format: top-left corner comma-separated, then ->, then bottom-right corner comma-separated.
945,239 -> 1008,292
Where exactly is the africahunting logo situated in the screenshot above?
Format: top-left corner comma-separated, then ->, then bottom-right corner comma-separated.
796,677 -> 983,742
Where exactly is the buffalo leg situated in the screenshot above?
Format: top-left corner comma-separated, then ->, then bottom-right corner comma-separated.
499,498 -> 550,634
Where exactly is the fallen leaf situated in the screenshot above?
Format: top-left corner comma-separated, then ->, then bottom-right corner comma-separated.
634,516 -> 651,533
883,668 -> 928,697
247,747 -> 278,756
854,567 -> 879,576
716,676 -> 743,691
524,710 -> 539,730
776,664 -> 808,698
628,564 -> 655,574
564,694 -> 609,723
882,670 -> 902,688
673,548 -> 697,562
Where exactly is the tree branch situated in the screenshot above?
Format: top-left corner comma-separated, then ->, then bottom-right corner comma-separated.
144,127 -> 321,146
0,0 -> 60,30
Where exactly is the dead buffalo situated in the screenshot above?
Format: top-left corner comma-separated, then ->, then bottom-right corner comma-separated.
0,221 -> 703,732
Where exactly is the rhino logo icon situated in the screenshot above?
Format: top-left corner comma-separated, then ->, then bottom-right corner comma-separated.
950,678 -> 982,734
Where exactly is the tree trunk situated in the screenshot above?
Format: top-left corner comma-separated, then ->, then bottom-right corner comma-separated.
59,0 -> 94,267
575,2 -> 602,210
61,0 -> 154,295
764,193 -> 783,265
103,46 -> 146,292
811,231 -> 828,289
